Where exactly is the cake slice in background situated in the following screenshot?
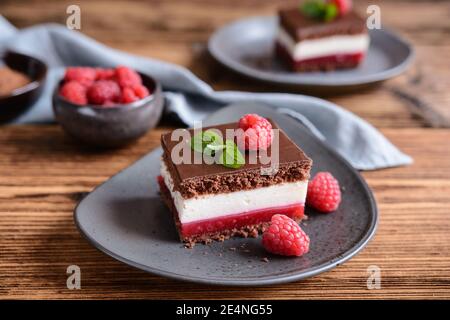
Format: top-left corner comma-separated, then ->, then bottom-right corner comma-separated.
158,117 -> 312,246
276,0 -> 369,72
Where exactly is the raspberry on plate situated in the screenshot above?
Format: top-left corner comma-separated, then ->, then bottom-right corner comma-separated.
237,114 -> 273,150
307,172 -> 342,213
59,81 -> 87,105
87,80 -> 121,105
116,66 -> 142,88
262,214 -> 310,257
64,67 -> 96,87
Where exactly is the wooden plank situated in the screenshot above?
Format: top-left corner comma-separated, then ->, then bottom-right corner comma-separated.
0,125 -> 449,299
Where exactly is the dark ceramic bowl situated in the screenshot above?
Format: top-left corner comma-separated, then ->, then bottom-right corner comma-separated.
52,72 -> 164,147
0,51 -> 47,123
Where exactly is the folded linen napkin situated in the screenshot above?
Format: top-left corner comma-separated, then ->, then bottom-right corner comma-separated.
0,16 -> 412,170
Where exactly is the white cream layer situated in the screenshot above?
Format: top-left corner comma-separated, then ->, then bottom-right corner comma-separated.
276,27 -> 370,61
161,161 -> 308,224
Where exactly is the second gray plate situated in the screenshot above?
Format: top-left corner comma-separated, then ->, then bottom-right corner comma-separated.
74,103 -> 378,286
208,16 -> 414,88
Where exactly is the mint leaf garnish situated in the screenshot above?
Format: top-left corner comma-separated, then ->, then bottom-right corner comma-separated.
301,1 -> 325,19
190,131 -> 244,169
190,132 -> 206,153
205,143 -> 226,151
323,3 -> 338,21
204,139 -> 225,158
190,129 -> 223,154
300,0 -> 338,22
219,140 -> 245,169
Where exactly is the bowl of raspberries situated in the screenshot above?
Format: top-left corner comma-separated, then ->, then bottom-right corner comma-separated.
53,66 -> 163,147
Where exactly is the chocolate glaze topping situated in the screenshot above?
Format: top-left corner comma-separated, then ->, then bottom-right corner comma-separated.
161,121 -> 312,198
278,8 -> 367,41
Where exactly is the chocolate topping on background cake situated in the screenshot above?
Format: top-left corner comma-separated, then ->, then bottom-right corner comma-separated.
279,8 -> 367,41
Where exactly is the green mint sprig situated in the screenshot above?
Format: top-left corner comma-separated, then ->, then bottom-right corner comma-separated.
189,130 -> 245,169
300,0 -> 338,22
218,140 -> 245,169
190,130 -> 224,154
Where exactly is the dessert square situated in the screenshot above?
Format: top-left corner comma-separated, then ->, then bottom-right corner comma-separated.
158,120 -> 312,246
276,8 -> 369,71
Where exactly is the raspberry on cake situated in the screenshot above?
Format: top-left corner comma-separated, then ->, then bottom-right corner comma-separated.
158,118 -> 313,246
276,0 -> 369,72
238,114 -> 273,150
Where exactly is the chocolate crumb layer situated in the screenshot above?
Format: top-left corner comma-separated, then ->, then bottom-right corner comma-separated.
163,154 -> 311,198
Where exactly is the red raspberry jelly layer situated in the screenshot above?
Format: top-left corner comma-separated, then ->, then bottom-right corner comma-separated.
181,203 -> 304,238
275,41 -> 365,71
157,175 -> 305,238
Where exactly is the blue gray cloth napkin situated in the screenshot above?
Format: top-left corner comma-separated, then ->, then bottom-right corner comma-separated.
0,16 -> 412,170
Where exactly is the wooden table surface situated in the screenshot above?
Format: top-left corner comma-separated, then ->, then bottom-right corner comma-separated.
1,0 -> 449,299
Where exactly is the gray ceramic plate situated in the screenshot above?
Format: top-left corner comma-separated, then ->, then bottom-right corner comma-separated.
74,103 -> 378,286
208,16 -> 414,88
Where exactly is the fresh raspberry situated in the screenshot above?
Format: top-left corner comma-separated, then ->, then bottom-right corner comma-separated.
121,87 -> 139,104
95,68 -> 116,81
59,81 -> 87,105
64,67 -> 96,87
115,66 -> 142,88
87,80 -> 121,105
331,0 -> 352,16
237,114 -> 273,150
307,172 -> 342,213
262,214 -> 310,257
133,84 -> 150,99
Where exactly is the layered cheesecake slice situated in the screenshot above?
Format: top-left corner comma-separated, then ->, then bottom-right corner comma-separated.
276,7 -> 369,71
158,120 -> 312,246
